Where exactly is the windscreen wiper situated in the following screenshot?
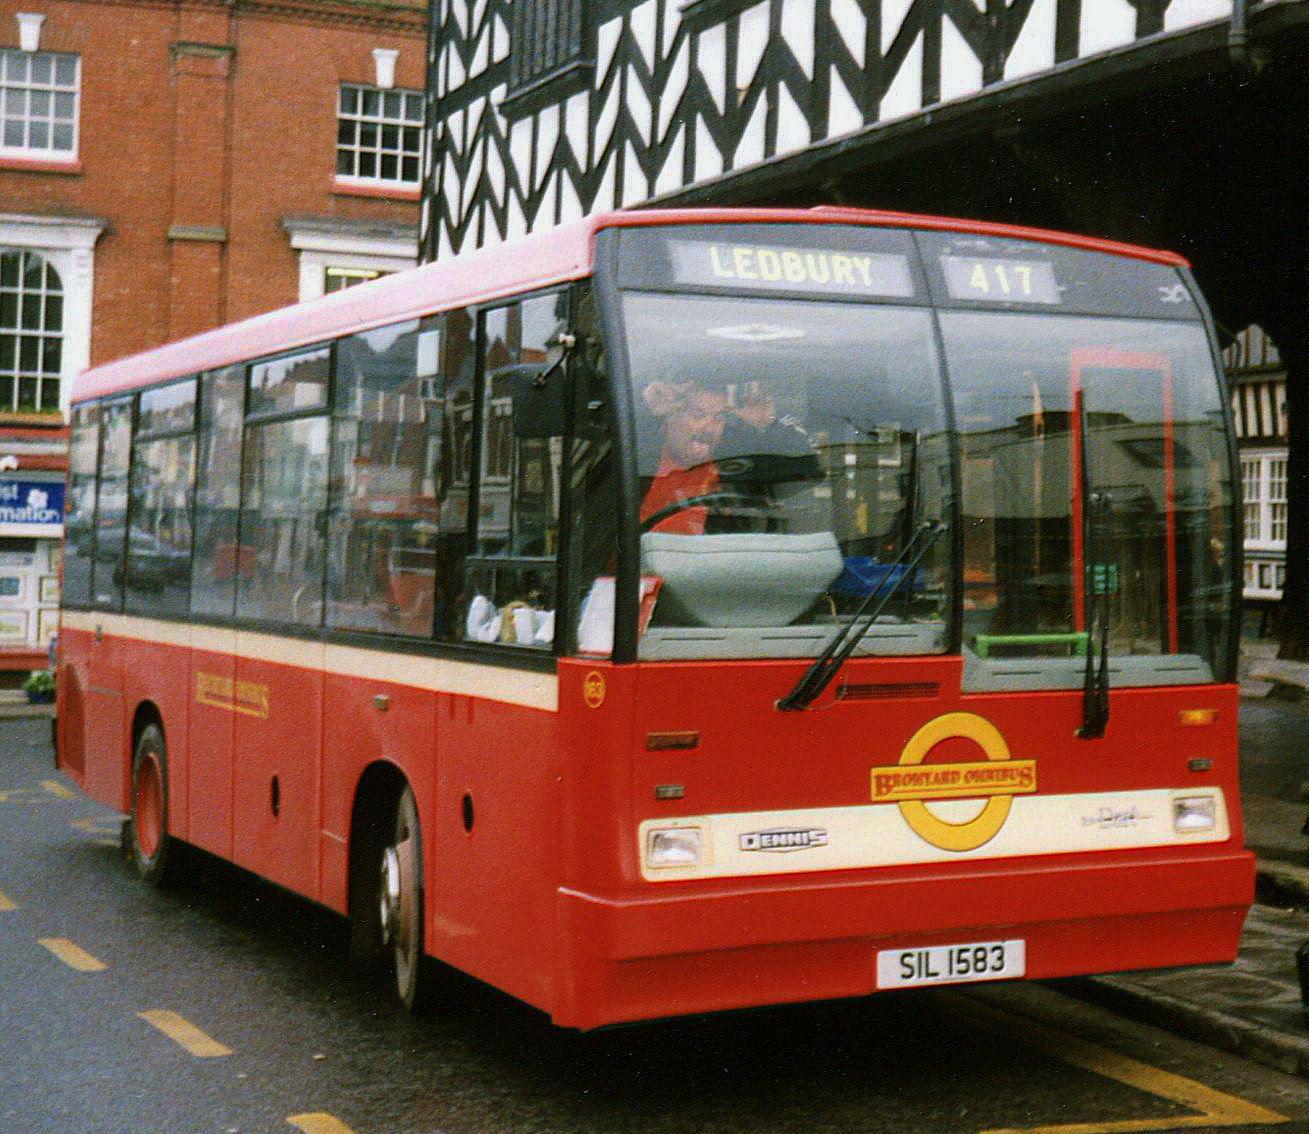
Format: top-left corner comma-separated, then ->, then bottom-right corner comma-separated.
1078,492 -> 1112,739
777,520 -> 945,712
1076,389 -> 1111,739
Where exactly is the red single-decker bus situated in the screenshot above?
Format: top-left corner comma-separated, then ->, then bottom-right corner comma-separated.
57,207 -> 1250,1029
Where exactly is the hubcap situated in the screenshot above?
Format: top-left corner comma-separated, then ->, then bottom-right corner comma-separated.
135,756 -> 162,859
379,846 -> 401,945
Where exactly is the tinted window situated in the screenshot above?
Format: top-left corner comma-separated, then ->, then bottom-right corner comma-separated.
247,346 -> 330,417
125,435 -> 194,614
563,290 -> 618,656
463,294 -> 566,649
91,398 -> 131,608
236,416 -> 329,625
62,402 -> 98,605
619,292 -> 949,659
136,378 -> 196,436
941,312 -> 1233,686
327,319 -> 441,636
191,366 -> 244,617
434,307 -> 475,639
126,378 -> 196,614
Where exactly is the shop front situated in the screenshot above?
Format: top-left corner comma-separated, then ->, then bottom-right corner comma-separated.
0,475 -> 64,671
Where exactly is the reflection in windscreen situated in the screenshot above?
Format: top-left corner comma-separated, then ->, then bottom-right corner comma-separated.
621,292 -> 949,658
941,313 -> 1233,689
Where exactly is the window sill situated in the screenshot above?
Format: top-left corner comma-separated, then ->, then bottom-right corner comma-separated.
332,180 -> 420,202
0,156 -> 82,176
0,410 -> 65,427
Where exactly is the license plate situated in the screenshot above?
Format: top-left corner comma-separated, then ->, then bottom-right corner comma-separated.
876,939 -> 1025,989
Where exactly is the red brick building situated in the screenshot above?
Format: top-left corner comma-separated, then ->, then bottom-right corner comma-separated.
0,0 -> 425,670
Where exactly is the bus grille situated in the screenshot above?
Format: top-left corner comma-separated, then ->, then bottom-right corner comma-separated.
835,682 -> 940,701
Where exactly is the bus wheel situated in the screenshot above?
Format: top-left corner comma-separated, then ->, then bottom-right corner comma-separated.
379,785 -> 424,1009
129,724 -> 172,885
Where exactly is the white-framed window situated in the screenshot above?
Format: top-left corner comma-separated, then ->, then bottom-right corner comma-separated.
1241,450 -> 1288,551
1245,557 -> 1286,601
0,248 -> 61,411
335,83 -> 423,188
324,266 -> 382,293
0,48 -> 78,161
0,213 -> 103,416
281,218 -> 416,302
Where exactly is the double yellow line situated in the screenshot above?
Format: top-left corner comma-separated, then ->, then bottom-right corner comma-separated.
956,995 -> 1287,1134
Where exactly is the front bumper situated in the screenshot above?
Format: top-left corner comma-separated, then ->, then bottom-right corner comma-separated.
551,847 -> 1252,1029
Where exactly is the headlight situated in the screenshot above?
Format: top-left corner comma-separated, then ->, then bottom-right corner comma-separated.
1173,794 -> 1217,833
647,826 -> 703,869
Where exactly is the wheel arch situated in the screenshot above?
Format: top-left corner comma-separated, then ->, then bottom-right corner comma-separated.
347,760 -> 411,960
130,699 -> 164,746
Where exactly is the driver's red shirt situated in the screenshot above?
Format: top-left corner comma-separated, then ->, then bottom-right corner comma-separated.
640,456 -> 720,535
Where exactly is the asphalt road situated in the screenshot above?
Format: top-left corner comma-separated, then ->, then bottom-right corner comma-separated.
5,715 -> 1309,1134
1237,698 -> 1309,806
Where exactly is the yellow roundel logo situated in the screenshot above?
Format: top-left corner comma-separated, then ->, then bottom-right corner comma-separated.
871,712 -> 1036,852
582,671 -> 606,709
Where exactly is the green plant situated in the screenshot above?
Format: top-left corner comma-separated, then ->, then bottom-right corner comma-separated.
22,669 -> 54,694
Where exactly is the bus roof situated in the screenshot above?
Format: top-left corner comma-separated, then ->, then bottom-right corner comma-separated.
71,206 -> 1188,404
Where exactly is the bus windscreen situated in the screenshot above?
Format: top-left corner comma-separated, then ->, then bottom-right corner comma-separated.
610,225 -> 1231,682
619,291 -> 951,660
943,312 -> 1232,691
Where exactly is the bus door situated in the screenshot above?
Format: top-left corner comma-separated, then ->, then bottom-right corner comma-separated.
1069,350 -> 1178,659
188,364 -> 244,859
229,403 -> 331,898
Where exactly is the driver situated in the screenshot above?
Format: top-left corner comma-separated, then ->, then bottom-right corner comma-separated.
639,380 -> 801,535
639,381 -> 728,535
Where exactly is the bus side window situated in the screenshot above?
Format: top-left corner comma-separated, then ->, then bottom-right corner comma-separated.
462,293 -> 565,648
326,318 -> 439,638
63,402 -> 100,606
191,365 -> 245,618
236,347 -> 331,627
564,293 -> 617,657
125,377 -> 196,615
435,307 -> 475,640
91,397 -> 132,610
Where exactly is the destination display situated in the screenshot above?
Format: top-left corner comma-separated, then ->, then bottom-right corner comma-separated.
614,223 -> 925,302
918,231 -> 1202,319
612,224 -> 1202,320
941,255 -> 1060,304
667,238 -> 915,298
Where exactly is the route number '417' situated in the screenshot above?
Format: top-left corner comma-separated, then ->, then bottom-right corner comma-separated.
941,256 -> 1060,304
876,939 -> 1026,989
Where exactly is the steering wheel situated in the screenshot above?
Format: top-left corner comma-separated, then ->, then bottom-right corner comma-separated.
639,490 -> 767,533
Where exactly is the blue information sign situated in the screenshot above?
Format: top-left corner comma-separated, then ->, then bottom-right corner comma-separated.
0,480 -> 65,527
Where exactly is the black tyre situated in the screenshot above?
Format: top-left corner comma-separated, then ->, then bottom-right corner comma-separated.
129,723 -> 173,885
379,785 -> 426,1009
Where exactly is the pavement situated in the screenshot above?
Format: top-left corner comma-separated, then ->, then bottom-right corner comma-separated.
1071,638 -> 1309,1079
0,690 -> 54,719
10,650 -> 1309,1077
